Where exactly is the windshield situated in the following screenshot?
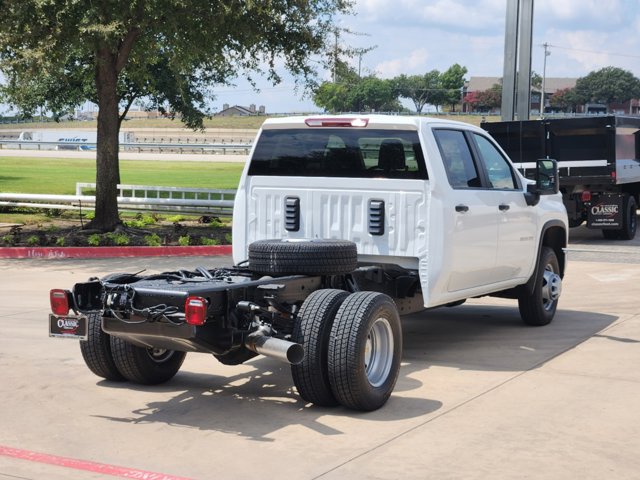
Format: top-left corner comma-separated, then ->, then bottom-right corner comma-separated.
248,128 -> 428,179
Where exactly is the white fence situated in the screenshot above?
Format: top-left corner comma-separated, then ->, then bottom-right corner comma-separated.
0,140 -> 252,154
0,183 -> 236,216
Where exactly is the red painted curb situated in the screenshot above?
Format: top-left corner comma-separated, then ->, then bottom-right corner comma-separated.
0,245 -> 232,259
0,444 -> 192,480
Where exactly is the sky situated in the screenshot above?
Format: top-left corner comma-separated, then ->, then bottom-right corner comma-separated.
2,0 -> 640,116
212,0 -> 640,114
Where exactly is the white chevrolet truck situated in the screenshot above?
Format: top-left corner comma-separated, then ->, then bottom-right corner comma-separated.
49,115 -> 568,411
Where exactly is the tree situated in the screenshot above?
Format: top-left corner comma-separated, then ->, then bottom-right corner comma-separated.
440,64 -> 468,112
466,84 -> 502,112
573,67 -> 640,110
352,77 -> 401,112
0,0 -> 352,231
549,87 -> 580,112
394,71 -> 441,114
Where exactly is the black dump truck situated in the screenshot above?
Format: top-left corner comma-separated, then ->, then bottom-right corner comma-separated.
483,116 -> 640,240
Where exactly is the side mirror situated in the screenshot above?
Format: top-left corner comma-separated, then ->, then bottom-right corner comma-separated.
535,158 -> 559,194
525,159 -> 559,206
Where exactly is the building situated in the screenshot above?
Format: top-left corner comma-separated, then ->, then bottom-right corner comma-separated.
464,76 -> 640,115
463,76 -> 578,114
216,104 -> 266,117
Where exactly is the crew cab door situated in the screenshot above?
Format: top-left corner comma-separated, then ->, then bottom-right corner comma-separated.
433,129 -> 536,293
471,133 -> 536,281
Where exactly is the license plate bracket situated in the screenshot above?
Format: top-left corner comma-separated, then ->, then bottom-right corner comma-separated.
49,314 -> 88,340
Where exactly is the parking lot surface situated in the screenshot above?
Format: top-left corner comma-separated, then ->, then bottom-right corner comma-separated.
0,226 -> 639,479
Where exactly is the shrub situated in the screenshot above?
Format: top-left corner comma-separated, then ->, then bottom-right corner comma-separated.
88,234 -> 101,246
26,235 -> 40,246
2,235 -> 16,245
106,232 -> 130,246
200,237 -> 220,246
144,233 -> 162,247
178,235 -> 191,246
55,237 -> 66,247
166,215 -> 188,223
224,233 -> 232,244
125,214 -> 158,229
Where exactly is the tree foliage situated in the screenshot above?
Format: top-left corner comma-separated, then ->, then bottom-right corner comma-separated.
465,83 -> 502,112
394,71 -> 441,113
548,87 -> 580,112
313,63 -> 467,114
0,0 -> 352,230
440,63 -> 468,112
573,67 -> 640,108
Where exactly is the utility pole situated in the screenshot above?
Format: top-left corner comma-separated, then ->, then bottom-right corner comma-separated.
501,0 -> 534,121
354,46 -> 378,78
332,29 -> 339,83
541,42 -> 551,116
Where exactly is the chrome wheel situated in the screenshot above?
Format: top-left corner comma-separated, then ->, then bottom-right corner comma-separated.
364,317 -> 394,387
541,266 -> 562,312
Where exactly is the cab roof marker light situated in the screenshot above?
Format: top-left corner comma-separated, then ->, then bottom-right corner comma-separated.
50,289 -> 70,316
185,296 -> 207,326
304,118 -> 369,128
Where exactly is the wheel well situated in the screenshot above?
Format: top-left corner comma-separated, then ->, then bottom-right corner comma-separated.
541,225 -> 567,277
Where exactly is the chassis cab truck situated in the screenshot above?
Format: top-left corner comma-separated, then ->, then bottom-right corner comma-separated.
49,115 -> 568,411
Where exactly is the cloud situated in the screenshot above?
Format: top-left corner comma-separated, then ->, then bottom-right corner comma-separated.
355,0 -> 505,32
373,48 -> 431,78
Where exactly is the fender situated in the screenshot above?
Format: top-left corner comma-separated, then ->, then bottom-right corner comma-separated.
523,219 -> 567,296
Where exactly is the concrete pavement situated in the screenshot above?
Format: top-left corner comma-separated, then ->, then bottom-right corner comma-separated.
0,234 -> 638,479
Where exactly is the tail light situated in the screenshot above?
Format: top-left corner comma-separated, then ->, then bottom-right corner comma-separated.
50,289 -> 70,316
305,117 -> 368,128
185,296 -> 207,326
581,191 -> 592,202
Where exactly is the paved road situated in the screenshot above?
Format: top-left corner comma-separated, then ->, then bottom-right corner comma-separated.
0,247 -> 639,479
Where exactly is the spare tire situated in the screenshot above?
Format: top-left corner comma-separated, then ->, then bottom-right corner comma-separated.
248,239 -> 358,276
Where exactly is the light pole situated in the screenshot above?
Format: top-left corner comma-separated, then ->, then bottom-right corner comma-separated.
541,42 -> 551,116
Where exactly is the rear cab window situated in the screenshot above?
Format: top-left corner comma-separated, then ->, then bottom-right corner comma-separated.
248,128 -> 428,179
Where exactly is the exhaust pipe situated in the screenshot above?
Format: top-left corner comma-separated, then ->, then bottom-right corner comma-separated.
245,333 -> 304,365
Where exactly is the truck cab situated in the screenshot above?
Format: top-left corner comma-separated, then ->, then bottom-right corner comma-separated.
233,115 -> 567,310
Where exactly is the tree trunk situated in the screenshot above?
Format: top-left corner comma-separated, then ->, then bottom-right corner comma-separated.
86,48 -> 121,231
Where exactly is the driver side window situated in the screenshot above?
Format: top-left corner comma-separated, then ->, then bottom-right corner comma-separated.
473,134 -> 518,189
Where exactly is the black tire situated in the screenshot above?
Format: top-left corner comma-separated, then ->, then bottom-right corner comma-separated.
619,195 -> 637,240
518,247 -> 562,326
328,292 -> 402,411
602,229 -> 621,240
248,239 -> 357,276
568,218 -> 583,228
109,337 -> 186,385
291,289 -> 350,407
79,312 -> 125,381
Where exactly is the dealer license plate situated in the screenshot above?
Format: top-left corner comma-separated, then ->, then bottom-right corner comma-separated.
49,314 -> 88,340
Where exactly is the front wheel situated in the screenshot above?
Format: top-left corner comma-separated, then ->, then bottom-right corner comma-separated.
518,247 -> 562,326
110,337 -> 186,385
328,292 -> 402,411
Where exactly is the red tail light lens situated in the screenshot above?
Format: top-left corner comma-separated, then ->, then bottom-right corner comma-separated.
185,296 -> 207,326
581,191 -> 592,202
50,289 -> 70,316
305,117 -> 369,128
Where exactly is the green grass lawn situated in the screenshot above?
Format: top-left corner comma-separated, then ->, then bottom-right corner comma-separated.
0,157 -> 244,195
